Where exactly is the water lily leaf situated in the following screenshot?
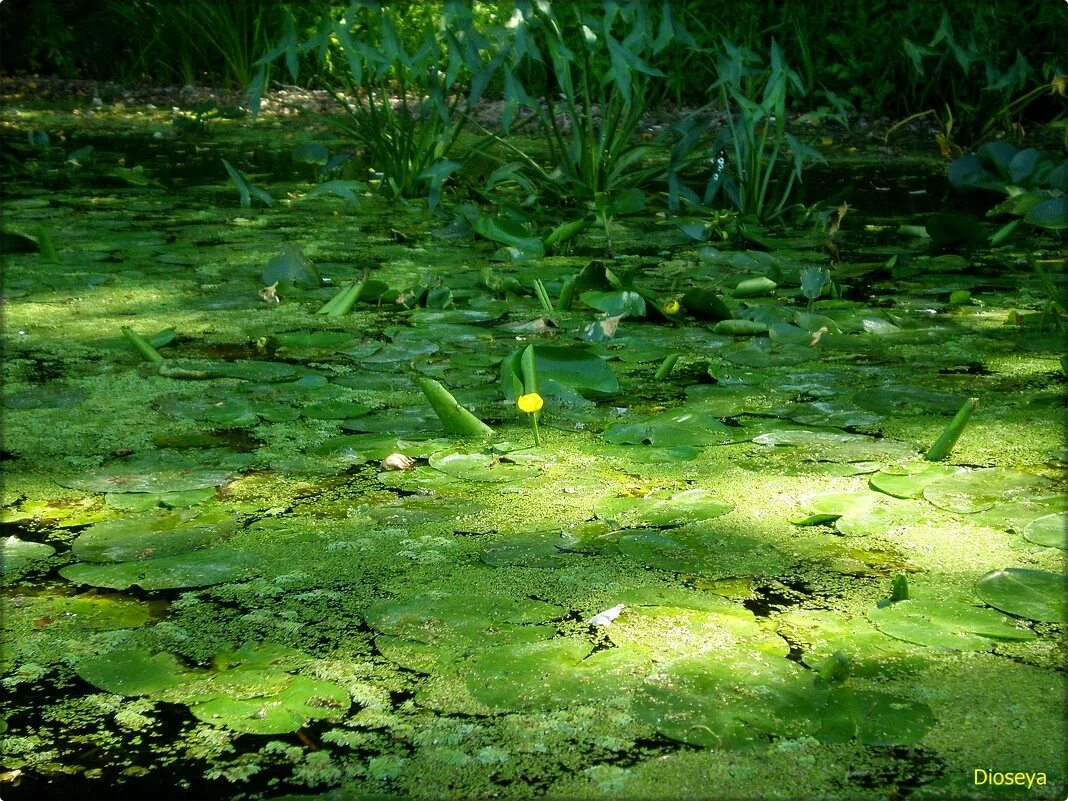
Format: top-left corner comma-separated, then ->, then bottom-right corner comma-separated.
155,393 -> 260,427
1,536 -> 56,578
1023,197 -> 1068,229
480,529 -> 591,568
604,409 -> 737,447
969,493 -> 1066,531
189,676 -> 350,734
869,463 -> 962,499
731,277 -> 777,298
473,216 -> 544,258
58,457 -> 238,494
158,359 -> 307,383
60,548 -> 261,590
104,487 -> 216,510
782,400 -> 883,429
634,654 -> 819,747
365,593 -> 562,646
817,688 -> 935,746
866,600 -> 1035,650
292,142 -> 329,166
263,247 -> 320,288
595,489 -> 732,527
778,610 -> 928,677
1023,513 -> 1066,549
975,569 -> 1066,622
9,592 -> 152,632
70,509 -> 232,562
428,451 -> 538,483
77,649 -> 194,696
599,444 -> 702,463
580,291 -> 647,317
3,384 -> 86,409
923,468 -> 1052,513
465,640 -> 643,711
591,526 -> 789,577
754,428 -> 915,463
852,386 -> 966,416
301,401 -> 373,420
501,345 -> 619,400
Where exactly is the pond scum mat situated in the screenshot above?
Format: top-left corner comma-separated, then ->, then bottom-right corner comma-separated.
0,102 -> 1065,801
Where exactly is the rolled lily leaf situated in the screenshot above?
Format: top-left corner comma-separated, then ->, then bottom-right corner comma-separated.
414,376 -> 494,438
925,397 -> 979,461
316,280 -> 365,316
121,327 -> 165,363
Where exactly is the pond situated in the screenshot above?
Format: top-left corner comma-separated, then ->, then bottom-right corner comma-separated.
1,102 -> 1065,801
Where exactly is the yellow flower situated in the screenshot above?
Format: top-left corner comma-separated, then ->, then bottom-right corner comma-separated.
517,393 -> 544,413
663,299 -> 681,315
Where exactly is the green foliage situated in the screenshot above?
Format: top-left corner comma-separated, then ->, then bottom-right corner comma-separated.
706,39 -> 824,220
251,2 -> 503,209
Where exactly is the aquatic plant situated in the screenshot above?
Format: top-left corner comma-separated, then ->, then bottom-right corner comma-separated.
707,38 -> 824,220
467,1 -> 703,219
251,2 -> 502,209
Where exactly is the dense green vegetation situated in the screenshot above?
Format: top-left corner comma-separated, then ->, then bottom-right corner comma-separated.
1,2 -> 1065,800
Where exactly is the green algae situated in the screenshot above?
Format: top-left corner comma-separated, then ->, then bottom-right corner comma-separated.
1,100 -> 1065,801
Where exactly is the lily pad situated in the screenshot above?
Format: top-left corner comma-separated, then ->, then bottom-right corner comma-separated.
817,688 -> 935,746
753,428 -> 915,463
60,547 -> 261,590
634,654 -> 818,748
869,463 -> 962,499
501,345 -> 619,400
77,649 -> 193,696
604,409 -> 737,447
155,393 -> 260,427
365,593 -> 563,646
607,605 -> 789,661
852,386 -> 966,416
590,525 -> 789,577
1023,513 -> 1066,548
58,455 -> 240,494
595,489 -> 732,527
465,640 -> 645,711
70,509 -> 232,562
975,569 -> 1066,623
923,468 -> 1052,513
428,451 -> 539,484
1,536 -> 56,577
866,600 -> 1035,650
189,675 -> 350,734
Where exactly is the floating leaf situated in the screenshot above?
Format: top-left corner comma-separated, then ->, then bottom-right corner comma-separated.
60,548 -> 261,590
595,489 -> 732,527
70,509 -> 231,563
975,569 -> 1066,623
923,468 -> 1052,513
365,593 -> 562,646
866,599 -> 1035,650
263,247 -> 320,288
869,463 -> 962,499
1,536 -> 56,578
427,451 -> 539,484
1023,513 -> 1066,549
189,676 -> 350,734
817,688 -> 935,746
77,649 -> 193,696
501,345 -> 619,400
634,654 -> 818,747
604,409 -> 737,447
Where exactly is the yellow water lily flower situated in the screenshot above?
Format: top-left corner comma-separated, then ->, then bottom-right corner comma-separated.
517,393 -> 544,413
663,299 -> 681,315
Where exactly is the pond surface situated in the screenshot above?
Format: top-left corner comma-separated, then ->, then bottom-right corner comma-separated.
1,106 -> 1065,801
